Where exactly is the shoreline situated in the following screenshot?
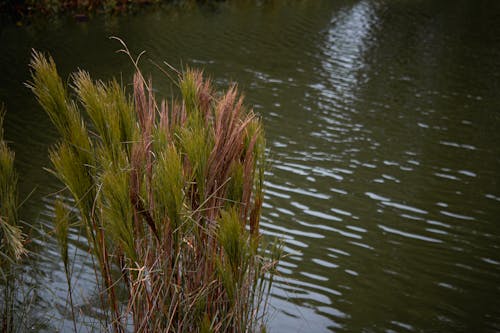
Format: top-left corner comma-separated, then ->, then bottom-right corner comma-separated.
0,0 -> 217,25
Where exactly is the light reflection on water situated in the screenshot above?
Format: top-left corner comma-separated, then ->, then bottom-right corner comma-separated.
2,0 -> 500,332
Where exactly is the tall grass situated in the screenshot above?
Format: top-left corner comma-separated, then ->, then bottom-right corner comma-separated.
0,106 -> 27,332
28,47 -> 279,332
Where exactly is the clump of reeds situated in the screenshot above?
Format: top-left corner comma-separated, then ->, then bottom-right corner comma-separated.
0,106 -> 27,332
28,47 -> 279,332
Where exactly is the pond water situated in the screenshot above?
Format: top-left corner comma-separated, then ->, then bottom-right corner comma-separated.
2,0 -> 500,332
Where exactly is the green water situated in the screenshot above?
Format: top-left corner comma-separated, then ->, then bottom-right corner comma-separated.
1,1 -> 500,332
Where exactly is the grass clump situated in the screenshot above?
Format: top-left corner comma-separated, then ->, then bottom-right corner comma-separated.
28,47 -> 279,332
0,106 -> 27,332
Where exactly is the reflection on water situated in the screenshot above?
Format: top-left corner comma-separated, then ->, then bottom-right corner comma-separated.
2,0 -> 500,332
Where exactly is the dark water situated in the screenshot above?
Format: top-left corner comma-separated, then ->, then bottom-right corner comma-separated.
2,1 -> 500,332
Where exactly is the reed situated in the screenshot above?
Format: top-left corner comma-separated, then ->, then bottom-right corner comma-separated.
0,106 -> 27,332
28,47 -> 279,332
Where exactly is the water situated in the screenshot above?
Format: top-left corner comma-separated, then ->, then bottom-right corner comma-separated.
2,1 -> 500,331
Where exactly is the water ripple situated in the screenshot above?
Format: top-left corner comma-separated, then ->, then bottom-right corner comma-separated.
378,225 -> 443,244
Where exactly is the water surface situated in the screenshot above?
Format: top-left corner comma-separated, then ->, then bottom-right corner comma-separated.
1,1 -> 500,332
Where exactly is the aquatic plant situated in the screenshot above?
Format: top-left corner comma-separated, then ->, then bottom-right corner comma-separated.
0,106 -> 26,332
28,46 -> 279,332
